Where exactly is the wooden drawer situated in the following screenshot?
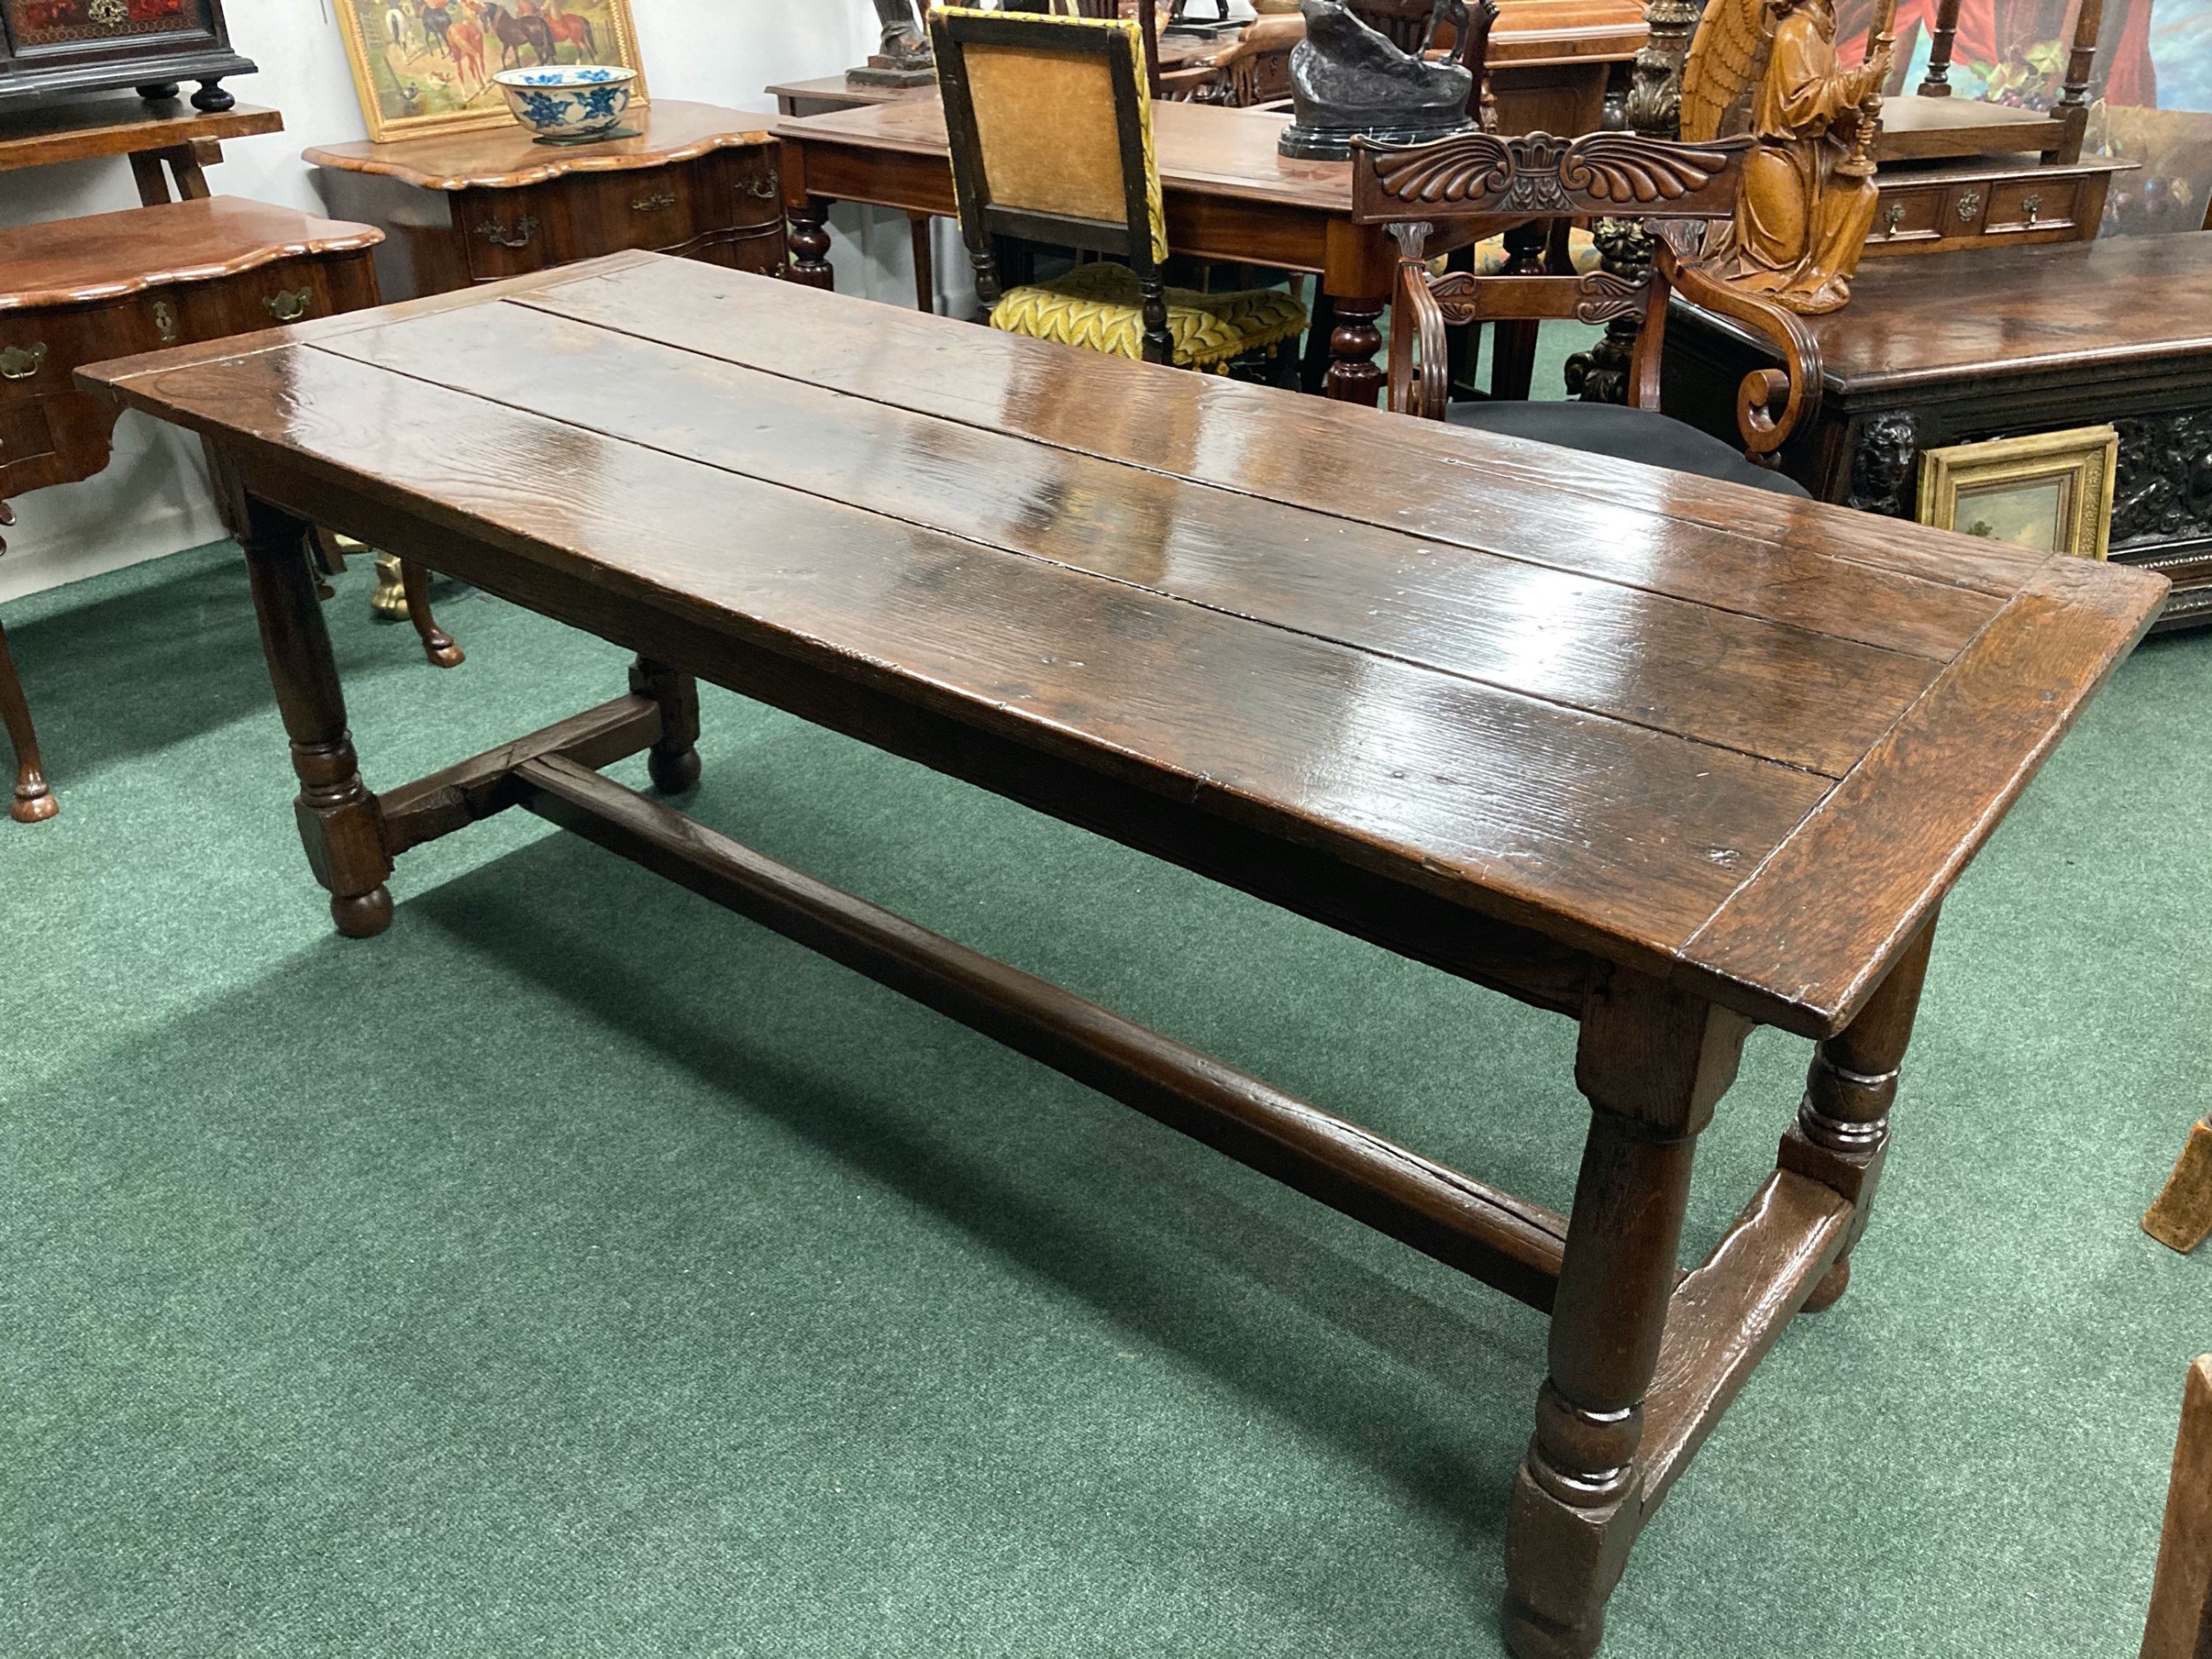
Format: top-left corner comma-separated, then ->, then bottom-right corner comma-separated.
1984,176 -> 2081,235
558,163 -> 706,259
459,185 -> 557,282
1870,183 -> 1947,250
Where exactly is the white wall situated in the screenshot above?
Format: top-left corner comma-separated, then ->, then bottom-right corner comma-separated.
0,0 -> 918,603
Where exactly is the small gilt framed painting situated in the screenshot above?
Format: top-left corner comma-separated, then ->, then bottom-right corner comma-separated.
331,0 -> 648,143
1916,426 -> 2120,561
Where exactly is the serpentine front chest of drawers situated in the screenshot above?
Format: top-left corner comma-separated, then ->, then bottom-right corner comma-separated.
0,195 -> 379,506
303,99 -> 784,303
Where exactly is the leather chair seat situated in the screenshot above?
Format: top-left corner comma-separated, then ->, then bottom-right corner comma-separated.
1445,398 -> 1812,498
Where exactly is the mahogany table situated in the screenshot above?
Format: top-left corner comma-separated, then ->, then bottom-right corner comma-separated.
81,252 -> 2164,1657
772,96 -> 1406,402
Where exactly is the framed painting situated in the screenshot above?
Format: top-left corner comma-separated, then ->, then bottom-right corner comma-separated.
332,0 -> 648,143
1917,426 -> 2120,561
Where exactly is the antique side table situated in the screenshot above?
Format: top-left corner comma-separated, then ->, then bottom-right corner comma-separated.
1662,233 -> 2212,634
0,93 -> 282,205
303,101 -> 787,304
0,196 -> 452,825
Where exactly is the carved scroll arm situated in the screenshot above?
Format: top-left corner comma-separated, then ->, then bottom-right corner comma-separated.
1658,241 -> 1825,458
1386,226 -> 1453,422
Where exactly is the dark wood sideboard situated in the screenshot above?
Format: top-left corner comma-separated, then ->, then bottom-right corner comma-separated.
305,100 -> 785,303
1663,233 -> 2212,633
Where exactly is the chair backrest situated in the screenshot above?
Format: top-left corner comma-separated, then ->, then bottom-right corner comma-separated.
1001,0 -> 1164,95
1349,127 -> 1819,455
932,5 -> 1167,310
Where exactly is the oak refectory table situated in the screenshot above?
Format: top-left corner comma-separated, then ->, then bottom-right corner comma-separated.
78,252 -> 2166,1659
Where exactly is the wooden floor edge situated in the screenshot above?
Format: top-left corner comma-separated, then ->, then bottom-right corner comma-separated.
1634,1169 -> 1852,1517
511,750 -> 1572,1310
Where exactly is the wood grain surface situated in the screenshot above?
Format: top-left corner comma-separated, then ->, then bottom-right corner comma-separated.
0,197 -> 380,311
80,254 -> 2168,1037
304,99 -> 775,193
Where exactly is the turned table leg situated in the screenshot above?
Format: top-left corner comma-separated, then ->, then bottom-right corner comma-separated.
239,498 -> 394,939
0,612 -> 55,824
629,655 -> 701,795
1504,970 -> 1751,1659
1783,913 -> 1939,1312
787,199 -> 835,290
1325,294 -> 1386,404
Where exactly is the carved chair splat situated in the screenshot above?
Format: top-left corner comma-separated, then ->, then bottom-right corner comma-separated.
1351,127 -> 1823,488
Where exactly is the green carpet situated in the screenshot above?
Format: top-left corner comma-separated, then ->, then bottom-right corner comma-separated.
2,539 -> 2205,1658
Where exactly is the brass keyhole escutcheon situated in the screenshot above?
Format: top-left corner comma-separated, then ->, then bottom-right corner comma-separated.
264,288 -> 314,324
1956,189 -> 1985,222
88,0 -> 127,26
0,342 -> 48,380
153,300 -> 180,344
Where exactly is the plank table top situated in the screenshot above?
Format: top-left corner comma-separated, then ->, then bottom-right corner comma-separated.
81,252 -> 2164,1039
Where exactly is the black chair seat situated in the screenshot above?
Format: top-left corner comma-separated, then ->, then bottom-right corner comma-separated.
1445,399 -> 1812,499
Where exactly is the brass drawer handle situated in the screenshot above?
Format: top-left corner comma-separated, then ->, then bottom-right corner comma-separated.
264,287 -> 314,324
0,342 -> 48,380
153,299 -> 180,343
631,189 -> 678,212
1882,204 -> 1906,236
739,175 -> 778,200
475,214 -> 539,249
2022,192 -> 2043,227
1956,188 -> 1984,222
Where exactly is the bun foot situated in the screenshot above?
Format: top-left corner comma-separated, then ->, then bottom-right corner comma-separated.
190,80 -> 235,112
1801,1254 -> 1851,1313
419,630 -> 465,670
331,886 -> 394,939
11,782 -> 57,823
649,743 -> 702,795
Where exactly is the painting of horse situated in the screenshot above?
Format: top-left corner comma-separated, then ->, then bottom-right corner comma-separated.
332,0 -> 644,139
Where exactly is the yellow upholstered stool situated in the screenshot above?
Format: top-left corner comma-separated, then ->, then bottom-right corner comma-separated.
990,259 -> 1308,371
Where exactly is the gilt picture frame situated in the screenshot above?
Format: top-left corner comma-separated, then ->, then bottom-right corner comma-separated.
1916,425 -> 2120,561
331,0 -> 648,144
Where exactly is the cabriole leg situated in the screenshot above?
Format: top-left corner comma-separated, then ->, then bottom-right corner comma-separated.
1784,913 -> 1939,1312
399,559 -> 465,668
239,498 -> 394,938
1504,970 -> 1751,1659
0,612 -> 56,824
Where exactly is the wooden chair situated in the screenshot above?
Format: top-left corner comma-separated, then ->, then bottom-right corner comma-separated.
932,6 -> 1309,376
1349,127 -> 1824,495
1009,0 -> 1165,96
2140,1356 -> 2212,1659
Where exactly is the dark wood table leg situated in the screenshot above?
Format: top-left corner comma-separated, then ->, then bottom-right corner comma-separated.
1781,912 -> 1939,1312
1488,224 -> 1552,403
1503,969 -> 1751,1659
127,150 -> 173,206
909,213 -> 935,313
787,199 -> 835,290
629,655 -> 701,795
238,496 -> 394,939
1325,293 -> 1386,404
0,611 -> 57,825
398,558 -> 465,669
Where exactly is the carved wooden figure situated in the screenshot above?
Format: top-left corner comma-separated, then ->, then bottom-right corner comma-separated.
1680,0 -> 1892,313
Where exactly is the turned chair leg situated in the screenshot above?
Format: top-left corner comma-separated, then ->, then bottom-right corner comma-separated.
1783,913 -> 1939,1312
0,612 -> 56,824
1503,969 -> 1752,1659
239,498 -> 394,938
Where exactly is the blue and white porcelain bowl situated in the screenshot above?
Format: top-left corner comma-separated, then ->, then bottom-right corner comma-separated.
493,64 -> 637,141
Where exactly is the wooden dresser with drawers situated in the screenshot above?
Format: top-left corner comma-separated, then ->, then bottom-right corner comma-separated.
304,99 -> 785,303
